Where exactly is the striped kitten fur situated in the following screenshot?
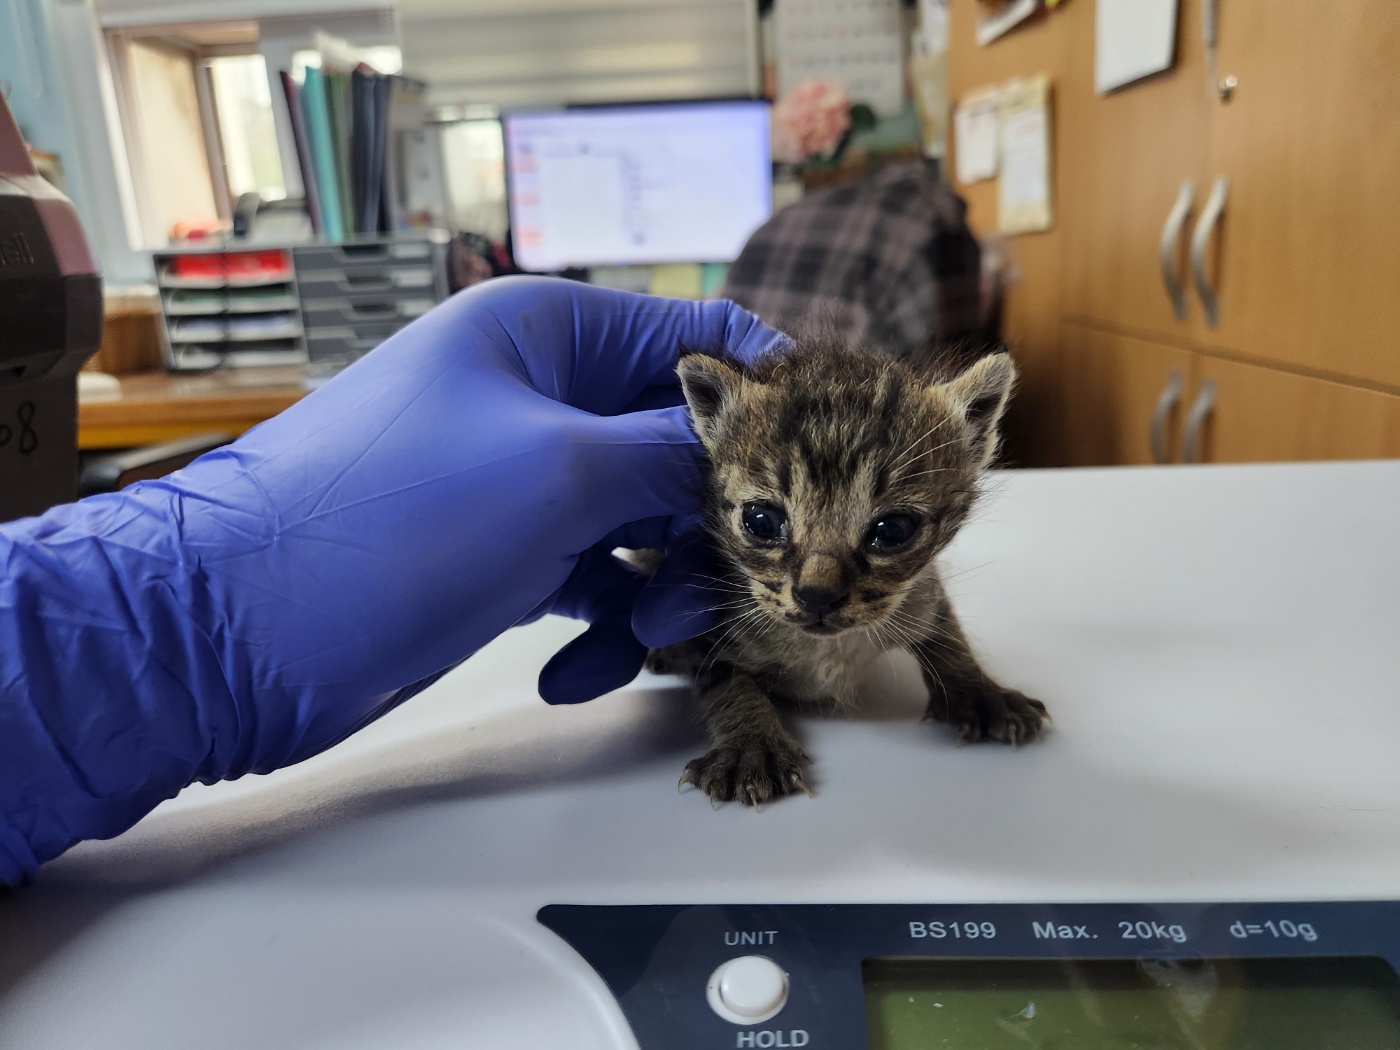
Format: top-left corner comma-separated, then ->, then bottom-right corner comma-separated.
651,338 -> 1046,807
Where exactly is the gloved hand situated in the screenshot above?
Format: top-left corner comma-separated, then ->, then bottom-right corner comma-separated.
0,276 -> 787,884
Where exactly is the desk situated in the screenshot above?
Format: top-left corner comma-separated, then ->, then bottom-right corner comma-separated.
3,462 -> 1398,1048
77,365 -> 310,450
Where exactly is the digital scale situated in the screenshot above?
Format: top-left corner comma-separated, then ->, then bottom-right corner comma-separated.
2,462 -> 1398,1048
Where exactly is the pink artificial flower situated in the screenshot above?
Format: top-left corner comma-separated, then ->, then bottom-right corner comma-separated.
771,117 -> 805,165
772,78 -> 852,162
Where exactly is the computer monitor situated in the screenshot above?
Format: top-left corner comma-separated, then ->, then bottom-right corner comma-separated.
503,100 -> 772,272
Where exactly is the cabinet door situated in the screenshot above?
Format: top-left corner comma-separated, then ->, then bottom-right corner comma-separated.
1059,0 -> 1211,338
1204,2 -> 1400,388
1056,322 -> 1195,466
1190,357 -> 1400,464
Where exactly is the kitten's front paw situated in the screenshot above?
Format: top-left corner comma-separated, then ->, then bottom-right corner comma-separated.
928,687 -> 1048,746
680,737 -> 812,808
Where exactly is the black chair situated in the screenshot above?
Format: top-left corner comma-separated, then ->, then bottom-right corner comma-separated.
79,432 -> 233,497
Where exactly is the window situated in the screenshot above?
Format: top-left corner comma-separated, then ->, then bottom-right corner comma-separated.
105,21 -> 399,248
207,54 -> 285,203
123,38 -> 221,245
440,118 -> 507,240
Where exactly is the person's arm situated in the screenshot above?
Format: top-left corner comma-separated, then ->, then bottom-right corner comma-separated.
0,276 -> 788,884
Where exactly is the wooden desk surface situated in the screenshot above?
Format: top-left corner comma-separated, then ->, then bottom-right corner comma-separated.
79,366 -> 311,450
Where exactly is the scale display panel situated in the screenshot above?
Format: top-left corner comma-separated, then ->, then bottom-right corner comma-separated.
865,957 -> 1400,1049
541,902 -> 1400,1049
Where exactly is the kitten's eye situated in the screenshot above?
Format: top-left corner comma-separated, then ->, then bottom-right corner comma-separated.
741,504 -> 788,544
866,513 -> 919,550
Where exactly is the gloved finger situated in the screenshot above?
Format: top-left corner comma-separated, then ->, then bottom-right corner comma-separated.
618,383 -> 685,415
539,550 -> 650,704
632,514 -> 737,648
538,617 -> 649,705
453,276 -> 790,415
510,517 -> 666,631
562,292 -> 791,415
596,517 -> 671,556
547,545 -> 648,622
565,404 -> 707,542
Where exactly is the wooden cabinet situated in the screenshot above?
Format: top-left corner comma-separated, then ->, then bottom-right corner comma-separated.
1194,357 -> 1400,464
948,0 -> 1400,467
1057,323 -> 1192,466
1059,0 -> 1211,339
1056,325 -> 1400,466
1206,3 -> 1400,388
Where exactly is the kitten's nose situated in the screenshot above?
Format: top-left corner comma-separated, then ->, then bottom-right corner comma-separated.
794,585 -> 849,618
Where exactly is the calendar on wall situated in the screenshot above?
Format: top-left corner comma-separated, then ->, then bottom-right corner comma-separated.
774,0 -> 907,117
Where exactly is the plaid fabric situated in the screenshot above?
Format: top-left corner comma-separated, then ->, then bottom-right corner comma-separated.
721,163 -> 985,357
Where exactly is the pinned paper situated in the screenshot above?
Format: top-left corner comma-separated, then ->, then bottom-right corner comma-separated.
954,86 -> 1001,184
997,76 -> 1052,234
976,0 -> 1040,46
1096,0 -> 1178,94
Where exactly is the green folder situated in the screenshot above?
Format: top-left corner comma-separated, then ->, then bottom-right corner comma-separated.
301,67 -> 344,241
325,72 -> 355,239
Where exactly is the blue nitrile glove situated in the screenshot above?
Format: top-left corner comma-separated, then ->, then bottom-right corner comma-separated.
0,276 -> 787,883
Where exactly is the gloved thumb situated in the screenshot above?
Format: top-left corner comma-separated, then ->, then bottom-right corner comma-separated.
567,404 -> 703,540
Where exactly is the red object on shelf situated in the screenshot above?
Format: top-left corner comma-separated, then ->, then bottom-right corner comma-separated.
225,250 -> 292,280
168,250 -> 293,282
167,254 -> 225,279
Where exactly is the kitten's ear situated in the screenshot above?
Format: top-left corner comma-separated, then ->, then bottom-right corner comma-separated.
941,352 -> 1017,469
677,353 -> 746,447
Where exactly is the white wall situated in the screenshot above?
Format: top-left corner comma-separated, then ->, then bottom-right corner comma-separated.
2,0 -> 151,282
99,0 -> 383,24
396,0 -> 758,110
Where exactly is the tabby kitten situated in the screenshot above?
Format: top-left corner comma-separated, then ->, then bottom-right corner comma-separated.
651,339 -> 1046,807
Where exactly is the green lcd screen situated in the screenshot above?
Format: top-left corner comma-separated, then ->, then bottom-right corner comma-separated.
863,956 -> 1400,1050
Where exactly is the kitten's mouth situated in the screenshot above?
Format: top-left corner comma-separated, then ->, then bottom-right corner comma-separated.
801,620 -> 845,636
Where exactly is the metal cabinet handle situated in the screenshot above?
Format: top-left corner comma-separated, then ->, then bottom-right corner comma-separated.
1158,182 -> 1195,320
1149,370 -> 1185,464
1190,176 -> 1229,327
1180,379 -> 1218,464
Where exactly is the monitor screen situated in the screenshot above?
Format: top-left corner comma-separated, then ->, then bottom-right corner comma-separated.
503,100 -> 772,271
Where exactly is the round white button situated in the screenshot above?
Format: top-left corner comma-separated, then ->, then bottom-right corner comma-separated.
706,956 -> 789,1024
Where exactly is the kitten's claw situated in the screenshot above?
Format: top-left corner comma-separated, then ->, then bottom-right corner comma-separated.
788,769 -> 814,798
682,737 -> 810,808
929,687 -> 1047,746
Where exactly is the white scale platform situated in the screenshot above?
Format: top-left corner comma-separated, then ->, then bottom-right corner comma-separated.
1,461 -> 1397,1048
